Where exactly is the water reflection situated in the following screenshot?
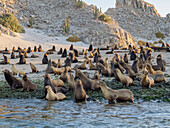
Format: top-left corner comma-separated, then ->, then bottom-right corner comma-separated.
0,99 -> 169,127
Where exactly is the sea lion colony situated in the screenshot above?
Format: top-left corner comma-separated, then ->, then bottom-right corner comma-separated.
0,43 -> 168,104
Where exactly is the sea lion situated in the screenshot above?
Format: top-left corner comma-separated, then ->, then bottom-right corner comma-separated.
77,69 -> 100,90
38,45 -> 44,52
48,45 -> 56,52
60,67 -> 69,82
116,68 -> 133,87
22,74 -> 37,92
58,48 -> 63,55
61,48 -> 67,57
27,47 -> 32,53
130,50 -> 137,60
34,46 -> 38,52
111,61 -> 120,81
52,61 -> 58,68
24,52 -> 28,58
46,50 -> 54,55
97,63 -> 113,77
30,63 -> 39,73
89,51 -> 94,58
44,74 -> 64,87
88,44 -> 93,51
88,59 -> 97,70
64,57 -> 71,67
115,53 -> 119,62
146,63 -> 163,75
157,55 -> 166,71
45,59 -> 54,73
79,49 -> 85,55
74,60 -> 87,70
11,64 -> 25,75
126,66 -> 136,80
51,66 -> 64,75
2,47 -> 10,54
141,71 -> 154,88
106,48 -> 114,54
70,44 -> 74,50
99,81 -> 134,104
74,80 -> 88,103
132,59 -> 139,73
2,69 -> 23,90
73,49 -> 79,57
57,59 -> 62,68
149,74 -> 166,83
0,55 -> 9,64
31,54 -> 39,58
42,53 -> 48,64
11,51 -> 16,59
45,86 -> 66,101
18,53 -> 26,64
68,74 -> 75,91
104,58 -> 109,69
93,71 -> 100,80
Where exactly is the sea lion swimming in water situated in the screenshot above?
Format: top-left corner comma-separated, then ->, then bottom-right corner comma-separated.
2,69 -> 23,90
99,80 -> 134,104
74,80 -> 88,103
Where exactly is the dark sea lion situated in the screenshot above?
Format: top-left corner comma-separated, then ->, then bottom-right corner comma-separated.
132,59 -> 139,73
65,57 -> 71,67
11,51 -> 16,59
2,69 -> 23,90
130,50 -> 137,60
156,55 -> 166,71
30,63 -> 39,73
124,53 -> 128,63
58,48 -> 63,55
61,48 -> 67,57
74,49 -> 79,57
27,47 -> 32,53
22,74 -> 37,92
48,45 -> 56,52
88,44 -> 93,51
141,71 -> 154,88
34,46 -> 38,52
18,53 -> 26,64
0,55 -> 9,64
42,53 -> 48,64
74,80 -> 88,103
31,54 -> 39,58
99,80 -> 134,104
2,47 -> 10,54
70,44 -> 74,50
60,67 -> 69,82
45,59 -> 54,73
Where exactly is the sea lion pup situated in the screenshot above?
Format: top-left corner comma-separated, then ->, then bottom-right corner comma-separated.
64,57 -> 71,67
157,55 -> 166,71
22,74 -> 37,92
60,67 -> 69,82
89,59 -> 97,70
77,70 -> 100,90
123,53 -> 128,63
18,53 -> 26,64
97,63 -> 113,77
146,63 -> 163,75
74,60 -> 87,70
29,63 -> 39,73
11,51 -> 16,59
45,59 -> 54,73
70,44 -> 74,50
99,81 -> 134,104
31,54 -> 39,58
61,48 -> 67,57
88,44 -> 93,51
106,48 -> 114,54
2,69 -> 23,90
42,53 -> 48,64
44,73 -> 64,87
74,80 -> 88,103
141,71 -> 154,88
130,50 -> 137,60
48,45 -> 56,52
0,55 -> 9,64
116,68 -> 133,87
11,64 -> 25,75
131,59 -> 139,73
93,71 -> 100,80
68,74 -> 76,91
34,46 -> 38,52
45,85 -> 66,101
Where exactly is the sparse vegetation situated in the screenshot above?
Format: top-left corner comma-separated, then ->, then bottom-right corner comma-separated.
138,40 -> 146,46
66,35 -> 81,42
93,6 -> 100,19
0,13 -> 25,33
76,0 -> 84,9
63,16 -> 70,35
98,14 -> 111,23
155,32 -> 165,39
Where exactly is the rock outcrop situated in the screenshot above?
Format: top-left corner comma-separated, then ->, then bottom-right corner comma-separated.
106,0 -> 170,41
11,0 -> 136,47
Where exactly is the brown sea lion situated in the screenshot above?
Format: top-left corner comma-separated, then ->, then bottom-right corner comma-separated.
74,60 -> 87,70
88,59 -> 97,70
146,63 -> 163,75
51,66 -> 64,75
60,67 -> 69,82
93,71 -> 100,80
141,71 -> 154,88
132,59 -> 139,73
149,74 -> 166,83
156,55 -> 166,71
45,86 -> 66,101
30,63 -> 39,73
61,48 -> 67,57
11,51 -> 16,59
97,63 -> 113,77
31,54 -> 39,58
2,69 -> 23,90
42,53 -> 48,64
44,74 -> 64,87
18,53 -> 26,64
126,66 -> 136,80
116,68 -> 133,87
38,45 -> 44,52
58,48 -> 63,55
64,57 -> 71,67
45,59 -> 54,73
52,61 -> 58,68
68,74 -> 75,91
22,74 -> 37,92
0,55 -> 9,64
11,64 -> 25,75
24,51 -> 28,58
57,59 -> 62,68
74,80 -> 88,103
99,81 -> 134,104
48,45 -> 56,52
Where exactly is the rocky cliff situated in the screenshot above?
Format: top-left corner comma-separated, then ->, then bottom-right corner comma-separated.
106,0 -> 170,41
0,0 -> 135,47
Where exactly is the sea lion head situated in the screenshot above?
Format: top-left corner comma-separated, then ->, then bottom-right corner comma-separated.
45,85 -> 51,90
